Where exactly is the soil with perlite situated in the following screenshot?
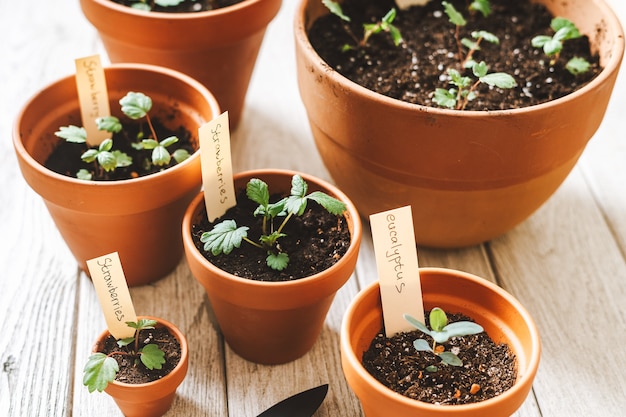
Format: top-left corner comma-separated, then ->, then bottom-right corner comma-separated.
112,0 -> 245,12
99,326 -> 182,384
308,0 -> 601,110
190,190 -> 351,282
362,312 -> 517,405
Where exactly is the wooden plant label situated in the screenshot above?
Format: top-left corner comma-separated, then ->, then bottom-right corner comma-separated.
87,252 -> 138,340
395,0 -> 430,10
370,205 -> 424,337
74,54 -> 111,147
199,111 -> 237,222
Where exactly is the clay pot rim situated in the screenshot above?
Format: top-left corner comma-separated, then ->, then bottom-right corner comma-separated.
182,168 -> 363,289
13,62 -> 219,189
93,315 -> 189,390
294,0 -> 625,118
88,0 -> 270,19
341,267 -> 542,412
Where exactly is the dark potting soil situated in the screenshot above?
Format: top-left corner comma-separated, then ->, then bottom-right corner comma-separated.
111,0 -> 245,12
362,312 -> 517,405
308,0 -> 602,110
45,118 -> 195,181
99,326 -> 182,384
190,190 -> 351,282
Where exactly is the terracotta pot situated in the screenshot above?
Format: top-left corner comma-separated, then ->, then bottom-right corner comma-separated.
92,316 -> 189,417
80,0 -> 282,129
294,0 -> 625,248
13,63 -> 221,286
341,268 -> 541,417
182,169 -> 362,364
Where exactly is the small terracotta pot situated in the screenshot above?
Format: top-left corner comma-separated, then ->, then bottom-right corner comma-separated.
341,268 -> 541,417
80,0 -> 282,128
294,0 -> 625,248
91,316 -> 189,417
13,63 -> 221,286
182,169 -> 362,364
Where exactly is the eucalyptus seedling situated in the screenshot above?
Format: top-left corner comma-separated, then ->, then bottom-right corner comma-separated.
83,319 -> 166,393
404,308 -> 484,372
322,0 -> 403,49
201,174 -> 347,271
531,17 -> 591,75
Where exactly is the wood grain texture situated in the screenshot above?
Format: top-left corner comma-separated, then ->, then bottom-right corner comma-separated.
1,0 -> 624,416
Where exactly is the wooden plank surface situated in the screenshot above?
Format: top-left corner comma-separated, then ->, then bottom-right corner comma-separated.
1,0 -> 625,416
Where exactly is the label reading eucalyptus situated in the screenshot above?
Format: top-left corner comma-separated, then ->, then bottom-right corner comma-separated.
74,54 -> 111,147
370,205 -> 424,337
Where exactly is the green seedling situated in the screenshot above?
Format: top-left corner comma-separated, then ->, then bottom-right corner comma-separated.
531,17 -> 591,75
322,0 -> 403,49
404,307 -> 484,372
55,91 -> 189,180
201,174 -> 347,271
129,0 -> 196,11
83,319 -> 166,393
433,61 -> 517,110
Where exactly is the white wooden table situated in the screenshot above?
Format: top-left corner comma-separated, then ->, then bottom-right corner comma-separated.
1,0 -> 625,416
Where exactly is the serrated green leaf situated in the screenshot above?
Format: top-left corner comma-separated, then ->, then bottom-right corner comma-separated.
480,72 -> 517,89
119,92 -> 152,119
113,150 -> 133,168
201,220 -> 249,255
566,57 -> 591,75
140,344 -> 165,370
472,61 -> 488,78
290,175 -> 308,198
439,351 -> 463,367
433,88 -> 457,108
469,0 -> 491,17
266,252 -> 289,270
307,191 -> 347,215
80,149 -> 99,163
285,195 -> 308,216
128,319 -> 157,330
551,17 -> 581,40
96,116 -> 122,133
413,339 -> 432,352
55,125 -> 87,143
442,1 -> 466,27
447,69 -> 471,88
131,2 -> 151,11
246,178 -> 270,207
172,148 -> 190,163
76,169 -> 92,180
98,151 -> 118,172
141,139 -> 159,150
322,0 -> 350,22
83,353 -> 119,393
117,337 -> 135,347
99,139 -> 113,152
151,145 -> 171,166
260,231 -> 286,247
543,38 -> 563,56
531,35 -> 551,48
160,136 -> 179,148
155,0 -> 186,6
266,198 -> 287,218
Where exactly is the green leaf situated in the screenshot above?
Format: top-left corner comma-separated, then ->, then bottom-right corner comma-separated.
131,2 -> 151,11
246,178 -> 270,207
290,175 -> 308,198
172,148 -> 190,163
119,92 -> 152,120
113,150 -> 133,168
404,313 -> 432,337
442,321 -> 484,338
429,308 -> 448,332
76,169 -> 92,180
566,57 -> 591,75
285,195 -> 308,216
448,69 -> 471,88
543,38 -> 563,56
439,351 -> 463,367
128,319 -> 157,331
461,38 -> 479,51
160,136 -> 179,148
307,191 -> 347,215
433,88 -> 457,108
472,61 -> 489,78
381,8 -> 396,25
265,198 -> 287,218
426,365 -> 438,372
140,344 -> 165,370
99,138 -> 113,152
442,1 -> 466,27
413,339 -> 432,352
480,72 -> 517,89
96,116 -> 122,133
151,145 -> 171,166
98,151 -> 118,172
80,149 -> 99,163
388,24 -> 403,46
141,139 -> 159,150
473,30 -> 499,45
469,0 -> 491,17
155,0 -> 186,6
531,35 -> 552,49
266,252 -> 289,270
551,17 -> 581,40
117,337 -> 135,347
83,353 -> 119,393
201,220 -> 249,255
55,125 -> 87,143
260,231 -> 286,247
322,0 -> 350,22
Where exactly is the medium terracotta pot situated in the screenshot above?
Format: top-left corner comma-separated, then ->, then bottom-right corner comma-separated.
182,169 -> 362,364
80,0 -> 282,128
13,63 -> 221,286
295,0 -> 625,248
92,316 -> 189,417
341,268 -> 541,417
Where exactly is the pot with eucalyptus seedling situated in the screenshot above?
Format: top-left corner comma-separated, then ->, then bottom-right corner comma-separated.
85,317 -> 189,417
182,169 -> 362,364
295,0 -> 624,247
79,0 -> 282,128
341,267 -> 541,416
13,63 -> 221,286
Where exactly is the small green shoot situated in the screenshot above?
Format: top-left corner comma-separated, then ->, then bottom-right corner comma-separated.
129,0 -> 196,12
55,91 -> 190,180
201,174 -> 347,271
323,0 -> 402,48
83,319 -> 166,393
531,17 -> 590,75
404,307 -> 484,372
